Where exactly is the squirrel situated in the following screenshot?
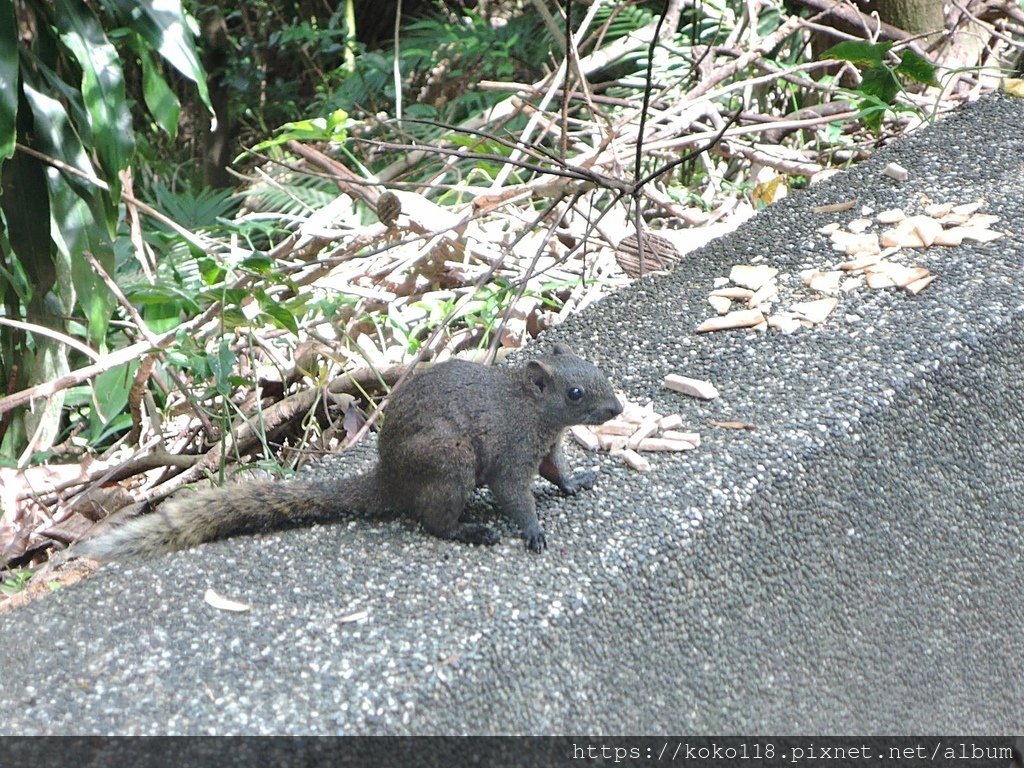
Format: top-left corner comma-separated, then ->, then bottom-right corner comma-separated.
77,343 -> 622,559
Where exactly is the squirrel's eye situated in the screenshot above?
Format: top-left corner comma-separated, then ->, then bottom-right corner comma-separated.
567,386 -> 584,401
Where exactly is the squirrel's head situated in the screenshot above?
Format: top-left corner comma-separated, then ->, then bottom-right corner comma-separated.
523,343 -> 623,428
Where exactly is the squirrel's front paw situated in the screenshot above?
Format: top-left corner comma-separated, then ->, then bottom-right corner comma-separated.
560,470 -> 598,495
523,526 -> 547,553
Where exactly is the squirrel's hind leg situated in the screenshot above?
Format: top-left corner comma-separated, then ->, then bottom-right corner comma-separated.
393,433 -> 501,547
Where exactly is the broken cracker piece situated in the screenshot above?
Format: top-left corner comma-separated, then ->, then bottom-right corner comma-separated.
729,264 -> 779,291
905,274 -> 936,295
875,208 -> 906,224
830,230 -> 881,256
664,374 -> 719,400
598,433 -> 629,452
637,437 -> 698,452
747,279 -> 778,308
708,295 -> 732,315
839,252 -> 884,271
951,201 -> 984,216
801,270 -> 843,294
790,297 -> 838,325
599,420 -> 640,436
617,448 -> 651,472
882,162 -> 909,181
570,425 -> 601,451
767,313 -> 804,334
661,430 -> 701,446
710,286 -> 756,300
866,261 -> 930,288
924,202 -> 953,218
696,308 -> 765,333
658,413 -> 683,431
626,416 -> 662,450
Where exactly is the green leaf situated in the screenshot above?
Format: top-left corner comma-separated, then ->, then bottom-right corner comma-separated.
850,94 -> 891,133
0,0 -> 17,162
141,299 -> 186,335
859,64 -> 901,105
260,301 -> 299,334
101,0 -> 211,110
151,183 -> 238,229
821,40 -> 892,67
55,0 -> 134,196
128,283 -> 201,312
23,72 -> 117,345
92,361 -> 135,424
250,109 -> 350,152
21,61 -> 107,208
89,411 -> 133,444
896,49 -> 938,87
138,44 -> 181,137
24,326 -> 71,451
208,336 -> 236,396
240,254 -> 274,273
0,150 -> 54,302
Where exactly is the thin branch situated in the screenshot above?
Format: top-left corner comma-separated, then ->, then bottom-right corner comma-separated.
0,318 -> 101,362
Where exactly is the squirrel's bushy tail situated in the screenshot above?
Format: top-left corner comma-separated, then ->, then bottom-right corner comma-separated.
77,473 -> 382,560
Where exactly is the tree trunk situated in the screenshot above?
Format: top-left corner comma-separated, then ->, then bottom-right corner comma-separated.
863,0 -> 946,38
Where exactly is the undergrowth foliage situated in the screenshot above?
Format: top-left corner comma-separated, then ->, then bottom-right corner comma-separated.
0,0 -> 1021,580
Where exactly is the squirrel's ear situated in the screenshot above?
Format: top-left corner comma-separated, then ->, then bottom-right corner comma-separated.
525,359 -> 556,392
552,343 -> 574,356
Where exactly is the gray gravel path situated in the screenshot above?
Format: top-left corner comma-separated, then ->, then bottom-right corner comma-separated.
2,94 -> 1022,735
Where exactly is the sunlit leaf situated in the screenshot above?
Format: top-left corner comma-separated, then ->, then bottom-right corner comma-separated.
22,72 -> 117,344
137,43 -> 181,137
0,0 -> 17,162
250,109 -> 350,152
55,0 -> 134,195
101,0 -> 211,109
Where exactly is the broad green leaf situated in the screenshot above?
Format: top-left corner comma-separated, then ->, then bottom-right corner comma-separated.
23,318 -> 71,454
209,336 -> 236,396
137,44 -> 181,137
0,244 -> 33,306
92,360 -> 135,424
55,0 -> 134,196
90,411 -> 133,444
141,297 -> 188,334
0,0 -> 16,161
260,302 -> 299,334
128,282 -> 201,312
102,0 -> 211,109
34,61 -> 94,146
240,254 -> 274,273
21,59 -> 104,200
851,94 -> 891,133
251,109 -> 350,152
896,49 -> 938,87
859,65 -> 900,105
23,73 -> 117,345
0,151 -> 53,302
822,40 -> 892,67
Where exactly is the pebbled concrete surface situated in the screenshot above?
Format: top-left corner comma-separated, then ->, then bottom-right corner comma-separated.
2,94 -> 1023,735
